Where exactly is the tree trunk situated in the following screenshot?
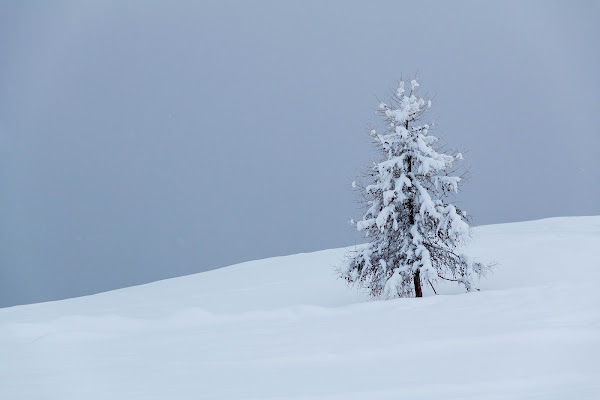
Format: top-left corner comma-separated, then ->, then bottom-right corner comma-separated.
406,119 -> 423,298
413,268 -> 423,297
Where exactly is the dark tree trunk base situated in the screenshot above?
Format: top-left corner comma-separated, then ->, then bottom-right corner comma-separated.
414,269 -> 423,297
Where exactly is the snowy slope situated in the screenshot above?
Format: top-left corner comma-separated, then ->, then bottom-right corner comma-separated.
1,217 -> 599,399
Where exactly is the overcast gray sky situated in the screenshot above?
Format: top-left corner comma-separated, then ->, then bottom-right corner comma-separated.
1,1 -> 598,307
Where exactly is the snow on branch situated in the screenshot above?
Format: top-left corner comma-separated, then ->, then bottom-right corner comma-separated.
339,78 -> 491,298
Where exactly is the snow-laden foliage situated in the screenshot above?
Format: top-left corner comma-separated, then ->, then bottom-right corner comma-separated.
341,79 -> 489,298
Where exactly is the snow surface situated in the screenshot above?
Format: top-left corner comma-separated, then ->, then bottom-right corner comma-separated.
1,216 -> 600,399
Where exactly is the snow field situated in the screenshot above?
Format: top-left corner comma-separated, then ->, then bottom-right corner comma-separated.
1,216 -> 599,399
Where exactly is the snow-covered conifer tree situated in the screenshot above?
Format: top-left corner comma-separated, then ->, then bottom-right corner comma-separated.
340,78 -> 489,298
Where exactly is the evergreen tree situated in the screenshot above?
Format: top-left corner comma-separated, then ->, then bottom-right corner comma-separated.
340,79 -> 489,298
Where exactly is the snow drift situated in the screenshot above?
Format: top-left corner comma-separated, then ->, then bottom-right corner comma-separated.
1,217 -> 599,399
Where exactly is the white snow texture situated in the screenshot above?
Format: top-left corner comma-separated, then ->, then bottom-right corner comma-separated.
1,216 -> 599,399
